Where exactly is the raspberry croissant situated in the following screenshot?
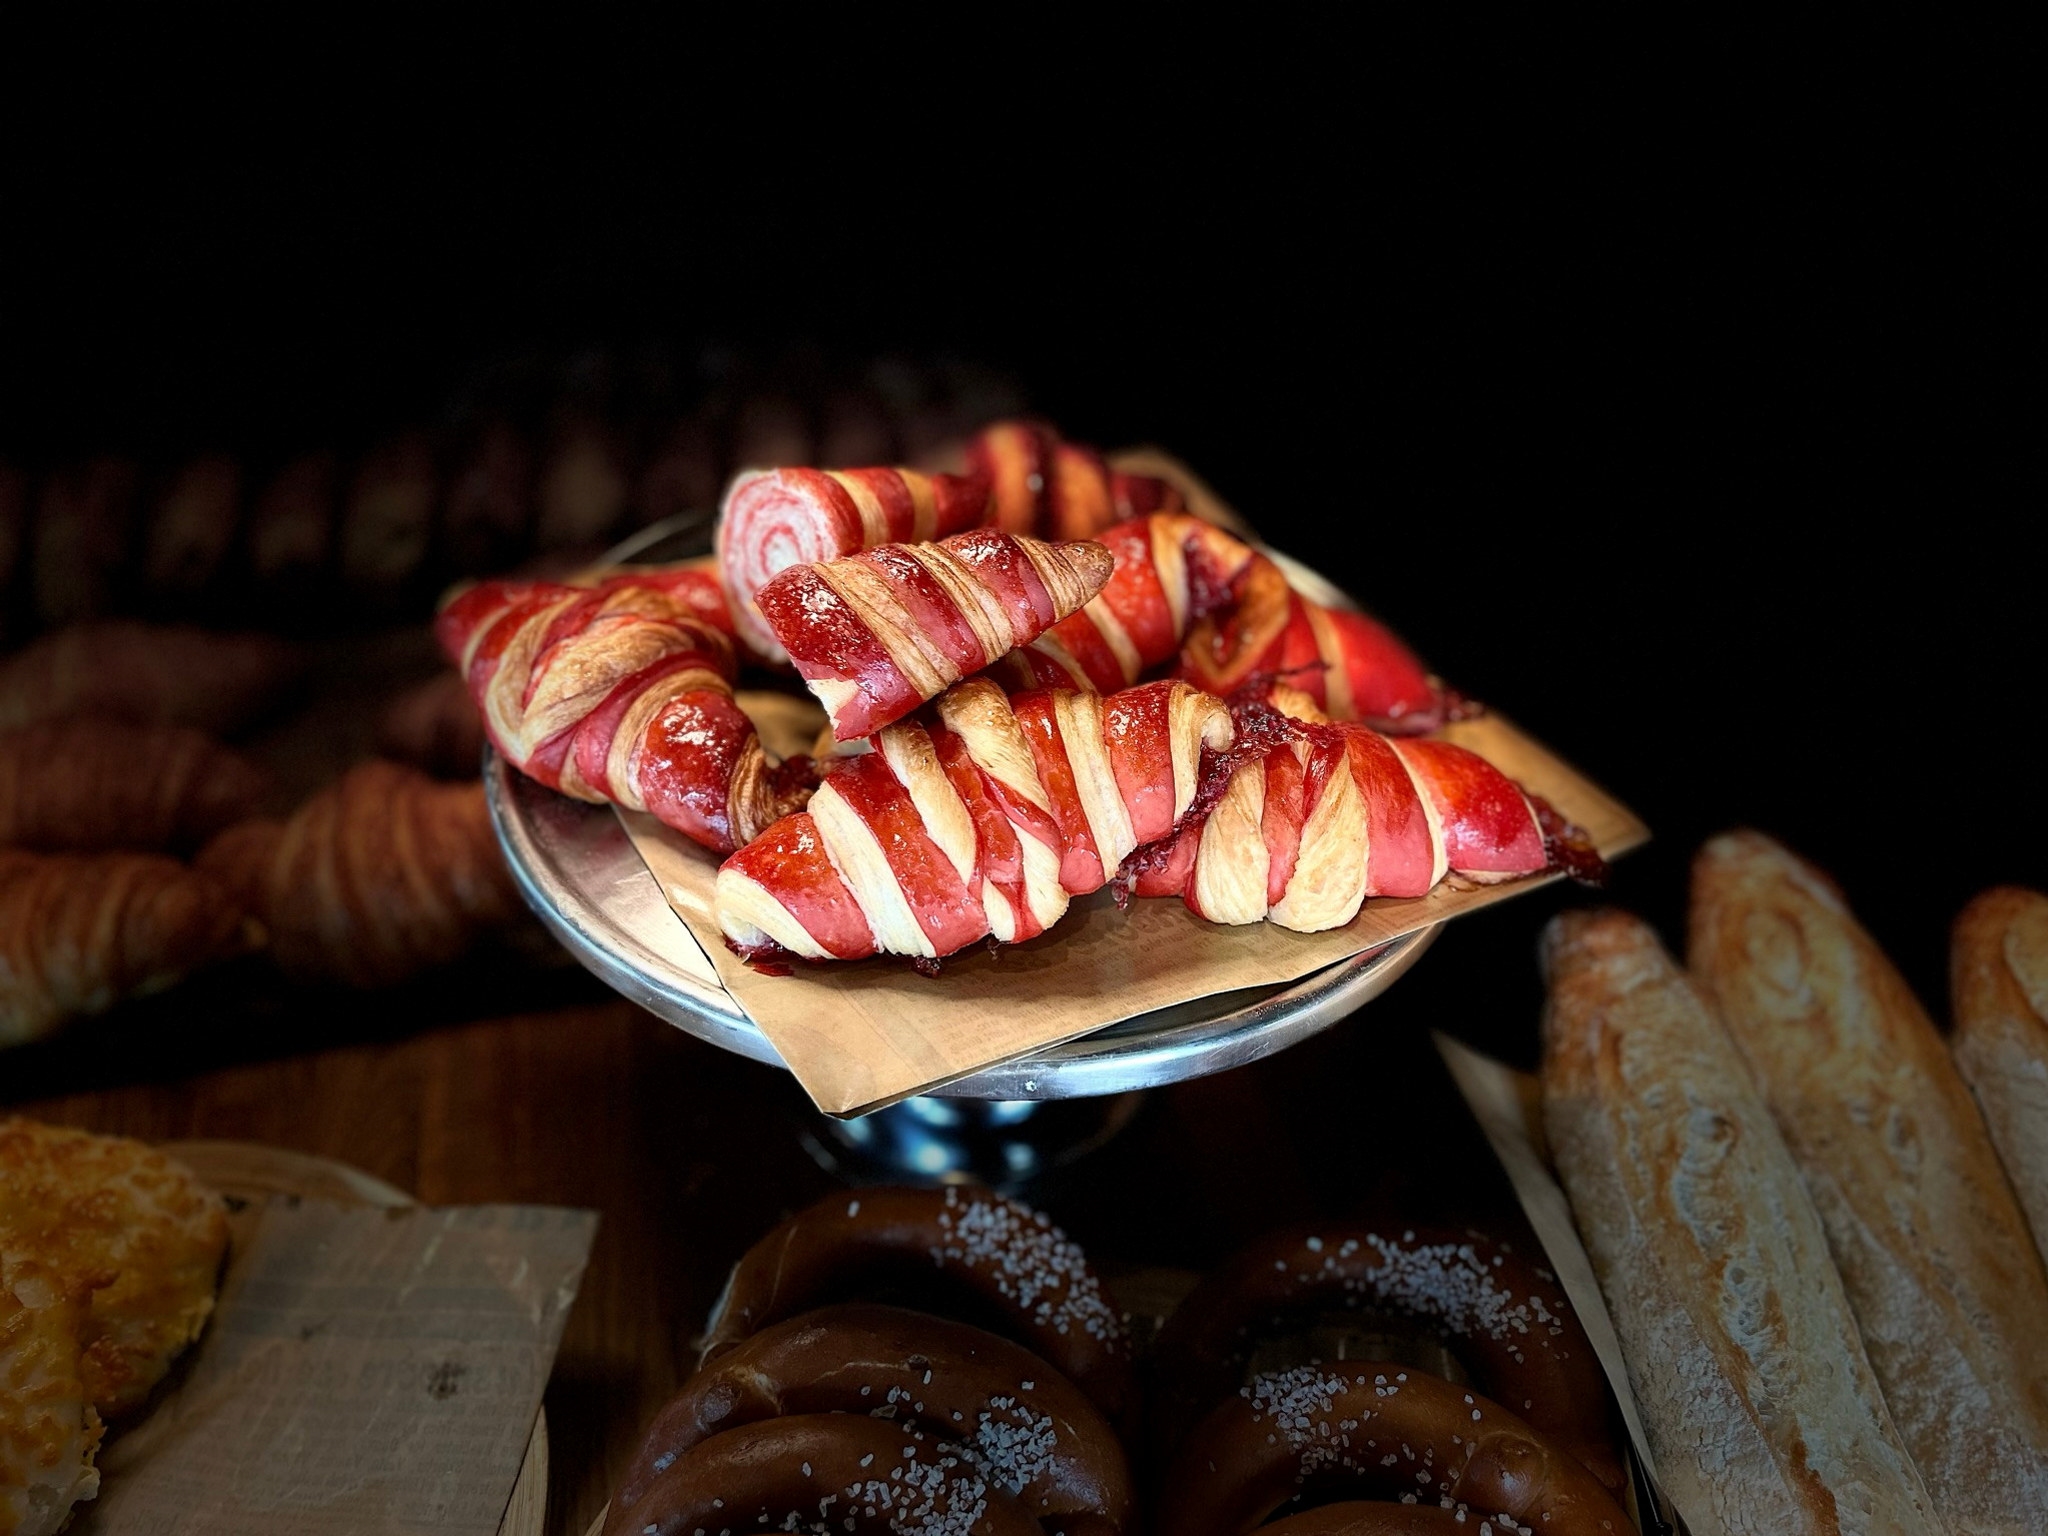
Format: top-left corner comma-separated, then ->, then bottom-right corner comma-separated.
1000,513 -> 1447,733
436,572 -> 815,853
717,465 -> 992,664
966,419 -> 1185,538
196,760 -> 521,988
716,677 -> 1232,963
0,622 -> 300,736
0,851 -> 260,1046
0,719 -> 270,854
753,528 -> 1115,742
1130,691 -> 1567,932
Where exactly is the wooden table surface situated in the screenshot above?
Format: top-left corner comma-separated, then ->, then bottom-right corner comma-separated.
3,922 -> 1550,1536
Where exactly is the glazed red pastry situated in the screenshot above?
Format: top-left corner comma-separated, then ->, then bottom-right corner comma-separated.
1156,1366 -> 1632,1536
754,529 -> 1114,741
435,572 -> 814,853
716,677 -> 1232,963
997,513 -> 1445,736
614,1415 -> 1041,1535
1149,1224 -> 1622,1492
699,1185 -> 1136,1433
997,514 -> 1255,695
1177,550 -> 1446,733
965,421 -> 1184,539
718,465 -> 993,664
1128,690 -> 1570,934
609,1304 -> 1133,1536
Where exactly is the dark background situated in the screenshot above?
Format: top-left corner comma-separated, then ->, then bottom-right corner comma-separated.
2,46 -> 2035,1066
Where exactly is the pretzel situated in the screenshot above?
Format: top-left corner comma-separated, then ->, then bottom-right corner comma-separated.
611,1414 -> 1041,1535
700,1186 -> 1135,1434
718,466 -> 993,664
1156,1366 -> 1631,1536
610,1304 -> 1131,1536
1264,1506 -> 1474,1534
1149,1225 -> 1621,1492
754,529 -> 1114,741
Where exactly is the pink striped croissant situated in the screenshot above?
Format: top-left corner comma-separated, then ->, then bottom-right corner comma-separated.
717,467 -> 992,664
1130,689 -> 1571,931
753,530 -> 1115,742
436,574 -> 815,854
717,678 -> 1233,963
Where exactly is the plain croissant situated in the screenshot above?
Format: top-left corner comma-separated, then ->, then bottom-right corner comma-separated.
196,759 -> 523,988
0,850 -> 261,1046
0,719 -> 270,854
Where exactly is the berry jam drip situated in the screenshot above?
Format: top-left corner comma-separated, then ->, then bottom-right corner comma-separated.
726,935 -> 797,977
1531,793 -> 1608,886
1111,697 -> 1301,907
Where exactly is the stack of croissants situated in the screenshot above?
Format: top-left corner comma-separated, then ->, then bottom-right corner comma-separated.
1,407 -> 1587,1040
439,417 -> 1594,974
598,1182 -> 1640,1535
0,622 -> 528,1046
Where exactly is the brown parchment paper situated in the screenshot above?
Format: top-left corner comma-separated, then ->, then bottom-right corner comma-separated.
76,1199 -> 598,1536
621,708 -> 1647,1117
1434,1033 -> 1689,1535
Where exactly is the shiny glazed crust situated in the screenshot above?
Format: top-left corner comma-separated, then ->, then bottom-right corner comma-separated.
1540,907 -> 1943,1536
756,530 -> 1114,741
716,678 -> 1231,963
1688,833 -> 2048,1531
436,572 -> 813,853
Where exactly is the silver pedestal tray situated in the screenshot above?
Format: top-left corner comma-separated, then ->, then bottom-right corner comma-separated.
486,507 -> 1444,1176
489,751 -> 1440,1102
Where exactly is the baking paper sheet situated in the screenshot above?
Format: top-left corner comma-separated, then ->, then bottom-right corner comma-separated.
1435,1032 -> 1686,1536
76,1198 -> 597,1536
622,707 -> 1648,1116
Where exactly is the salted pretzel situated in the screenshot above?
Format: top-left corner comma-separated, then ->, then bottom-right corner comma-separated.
1149,1224 -> 1621,1492
613,1414 -> 1042,1535
1156,1365 -> 1632,1536
718,465 -> 993,664
753,529 -> 1114,741
435,571 -> 814,853
716,677 -> 1231,964
609,1303 -> 1132,1536
965,420 -> 1183,540
700,1185 -> 1135,1434
1264,1501 -> 1498,1533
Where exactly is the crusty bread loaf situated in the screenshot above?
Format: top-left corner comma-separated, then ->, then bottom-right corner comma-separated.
1952,886 -> 2048,1268
1690,831 -> 2048,1532
1541,907 -> 1942,1536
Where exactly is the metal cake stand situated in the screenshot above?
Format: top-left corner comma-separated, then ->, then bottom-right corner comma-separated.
486,510 -> 1444,1177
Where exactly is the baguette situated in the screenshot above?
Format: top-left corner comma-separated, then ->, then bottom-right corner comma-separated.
1691,831 -> 2048,1531
1951,886 -> 2048,1267
1541,907 -> 1941,1536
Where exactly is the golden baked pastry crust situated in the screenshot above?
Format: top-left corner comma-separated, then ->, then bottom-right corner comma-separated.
0,1119 -> 228,1419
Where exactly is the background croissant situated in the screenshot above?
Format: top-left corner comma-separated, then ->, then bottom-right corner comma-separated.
196,759 -> 523,988
0,850 -> 262,1047
0,719 -> 270,854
